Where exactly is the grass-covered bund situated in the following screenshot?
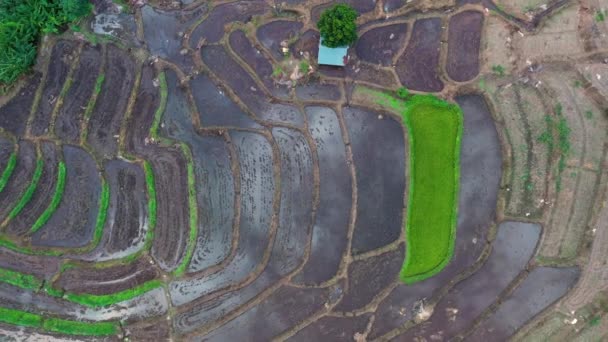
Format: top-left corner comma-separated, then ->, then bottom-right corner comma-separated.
399,95 -> 462,284
359,87 -> 462,284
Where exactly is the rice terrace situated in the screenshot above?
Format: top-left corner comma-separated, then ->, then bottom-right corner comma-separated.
0,0 -> 607,340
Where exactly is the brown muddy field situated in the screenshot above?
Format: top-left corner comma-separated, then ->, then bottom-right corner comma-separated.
0,0 -> 605,340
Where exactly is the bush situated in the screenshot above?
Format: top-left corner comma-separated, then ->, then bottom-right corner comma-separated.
0,0 -> 92,85
317,4 -> 358,48
396,87 -> 409,99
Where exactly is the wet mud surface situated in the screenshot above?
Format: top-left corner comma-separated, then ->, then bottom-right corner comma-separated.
395,18 -> 444,92
31,40 -> 76,137
356,24 -> 408,66
256,20 -> 303,59
31,145 -> 101,248
446,11 -> 484,82
398,221 -> 541,340
0,74 -> 41,136
468,266 -> 580,340
56,257 -> 158,295
55,44 -> 102,144
87,44 -> 135,158
6,141 -> 59,236
343,106 -> 405,254
95,160 -> 148,258
0,141 -> 37,224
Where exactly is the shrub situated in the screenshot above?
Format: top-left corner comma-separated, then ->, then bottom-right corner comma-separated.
0,0 -> 92,85
317,4 -> 358,48
299,60 -> 310,72
396,87 -> 410,99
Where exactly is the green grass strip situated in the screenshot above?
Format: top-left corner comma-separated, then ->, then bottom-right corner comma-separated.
143,161 -> 157,244
173,144 -> 198,277
8,157 -> 44,220
90,180 -> 110,247
399,95 -> 462,284
43,318 -> 117,336
0,267 -> 42,290
30,162 -> 66,234
0,307 -> 118,336
0,152 -> 17,193
150,72 -> 168,140
64,279 -> 163,308
0,307 -> 42,328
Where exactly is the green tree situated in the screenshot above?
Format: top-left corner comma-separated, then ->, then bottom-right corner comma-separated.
317,4 -> 358,48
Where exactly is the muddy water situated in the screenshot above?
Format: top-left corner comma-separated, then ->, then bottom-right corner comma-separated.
293,106 -> 352,285
343,106 -> 405,254
397,221 -> 540,340
169,130 -> 275,306
468,266 -> 580,340
446,11 -> 484,82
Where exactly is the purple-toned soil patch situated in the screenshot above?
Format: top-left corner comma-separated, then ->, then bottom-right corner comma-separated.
468,266 -> 580,341
56,257 -> 159,295
293,106 -> 352,285
291,30 -> 320,58
141,5 -> 205,71
0,248 -> 60,280
194,285 -> 338,341
0,73 -> 41,136
349,62 -> 400,88
158,72 -> 237,274
87,44 -> 135,158
395,18 -> 444,92
190,1 -> 268,45
125,65 -> 158,155
169,130 -> 275,306
446,11 -> 484,82
31,40 -> 75,136
189,73 -> 260,129
32,145 -> 100,248
383,0 -> 407,12
291,314 -> 372,341
356,24 -> 408,66
0,141 -> 37,224
149,147 -> 190,272
6,141 -> 59,236
93,159 -> 148,258
0,138 -> 12,170
201,45 -> 303,126
55,44 -> 102,144
336,246 -> 404,312
398,221 -> 541,340
229,30 -> 289,99
125,317 -> 171,341
173,127 -> 312,332
368,94 -> 502,339
256,20 -> 303,60
296,80 -> 341,102
311,0 -> 377,22
343,106 -> 405,253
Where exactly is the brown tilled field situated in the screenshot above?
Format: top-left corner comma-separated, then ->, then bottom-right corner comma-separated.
0,0 -> 606,340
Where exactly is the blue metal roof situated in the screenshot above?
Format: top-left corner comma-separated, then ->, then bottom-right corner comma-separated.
318,38 -> 348,66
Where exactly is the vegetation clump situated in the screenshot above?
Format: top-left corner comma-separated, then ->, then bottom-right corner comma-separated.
317,4 -> 358,48
0,0 -> 93,85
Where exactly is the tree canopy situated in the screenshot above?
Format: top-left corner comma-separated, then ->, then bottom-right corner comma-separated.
317,4 -> 358,48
